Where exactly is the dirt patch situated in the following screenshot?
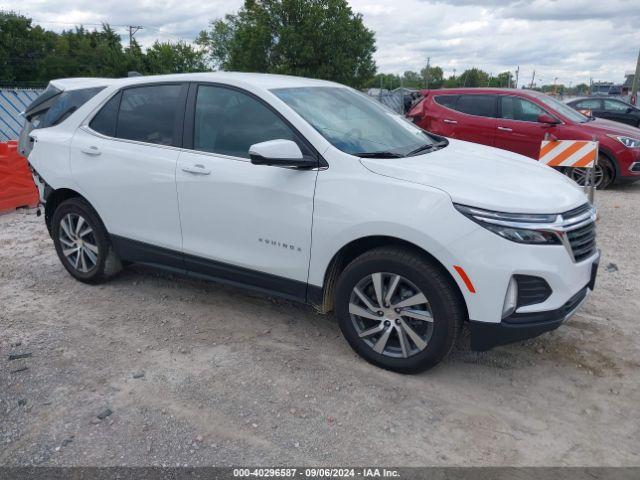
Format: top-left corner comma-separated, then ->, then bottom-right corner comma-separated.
1,185 -> 640,467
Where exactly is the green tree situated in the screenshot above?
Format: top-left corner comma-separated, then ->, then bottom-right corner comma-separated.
401,71 -> 421,88
494,71 -> 514,88
144,41 -> 208,74
366,73 -> 401,90
0,12 -> 52,84
198,0 -> 377,88
457,68 -> 490,88
419,65 -> 443,89
1,11 -> 213,85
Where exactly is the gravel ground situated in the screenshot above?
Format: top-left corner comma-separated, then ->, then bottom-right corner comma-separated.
1,184 -> 639,467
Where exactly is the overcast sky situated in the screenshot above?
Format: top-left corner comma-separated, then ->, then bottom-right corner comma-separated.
7,0 -> 639,86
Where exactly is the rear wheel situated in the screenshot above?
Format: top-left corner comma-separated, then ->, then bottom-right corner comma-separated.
564,154 -> 615,189
334,247 -> 464,373
51,197 -> 121,284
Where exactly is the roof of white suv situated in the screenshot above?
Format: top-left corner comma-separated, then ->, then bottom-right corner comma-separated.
52,72 -> 342,92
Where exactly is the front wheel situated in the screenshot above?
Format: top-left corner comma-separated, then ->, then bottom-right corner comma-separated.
334,247 -> 464,373
564,154 -> 615,189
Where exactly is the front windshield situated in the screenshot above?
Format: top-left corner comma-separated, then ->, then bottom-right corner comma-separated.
537,95 -> 590,123
272,86 -> 435,156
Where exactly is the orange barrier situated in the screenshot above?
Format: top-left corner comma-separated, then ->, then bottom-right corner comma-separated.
538,139 -> 598,168
0,141 -> 39,214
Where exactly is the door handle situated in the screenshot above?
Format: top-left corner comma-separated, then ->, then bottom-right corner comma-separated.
81,146 -> 101,156
443,119 -> 458,124
497,126 -> 513,132
181,164 -> 211,175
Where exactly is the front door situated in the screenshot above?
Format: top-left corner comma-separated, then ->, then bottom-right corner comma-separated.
175,84 -> 318,300
603,99 -> 638,127
494,95 -> 555,159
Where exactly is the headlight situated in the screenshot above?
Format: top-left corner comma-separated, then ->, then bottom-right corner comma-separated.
454,204 -> 561,245
609,135 -> 640,148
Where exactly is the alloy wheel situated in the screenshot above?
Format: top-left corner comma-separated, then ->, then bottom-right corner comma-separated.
348,272 -> 434,358
58,213 -> 99,273
567,164 -> 606,188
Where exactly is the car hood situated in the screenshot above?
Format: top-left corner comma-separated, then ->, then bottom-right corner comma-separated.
360,138 -> 587,214
585,117 -> 640,136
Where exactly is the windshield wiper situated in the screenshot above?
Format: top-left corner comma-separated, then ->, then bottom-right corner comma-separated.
355,151 -> 405,158
407,140 -> 447,157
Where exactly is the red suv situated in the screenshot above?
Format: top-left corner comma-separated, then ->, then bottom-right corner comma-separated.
407,88 -> 640,188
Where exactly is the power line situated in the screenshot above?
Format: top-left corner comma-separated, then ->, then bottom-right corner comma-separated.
31,19 -> 189,44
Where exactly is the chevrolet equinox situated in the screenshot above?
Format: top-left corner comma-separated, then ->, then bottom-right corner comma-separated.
21,73 -> 599,373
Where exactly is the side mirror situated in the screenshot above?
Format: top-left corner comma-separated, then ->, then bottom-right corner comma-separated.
537,113 -> 559,125
249,139 -> 315,168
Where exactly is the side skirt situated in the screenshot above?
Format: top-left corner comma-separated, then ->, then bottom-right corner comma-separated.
110,235 -> 310,303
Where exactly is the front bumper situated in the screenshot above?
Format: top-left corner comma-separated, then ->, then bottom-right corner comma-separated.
469,258 -> 598,351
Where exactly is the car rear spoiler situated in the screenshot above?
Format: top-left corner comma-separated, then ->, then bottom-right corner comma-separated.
22,84 -> 62,121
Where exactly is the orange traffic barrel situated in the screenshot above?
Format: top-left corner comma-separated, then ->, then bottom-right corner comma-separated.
0,140 -> 39,214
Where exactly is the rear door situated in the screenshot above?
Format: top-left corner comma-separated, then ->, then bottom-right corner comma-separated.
441,94 -> 497,146
70,83 -> 188,264
417,94 -> 458,136
494,95 -> 556,159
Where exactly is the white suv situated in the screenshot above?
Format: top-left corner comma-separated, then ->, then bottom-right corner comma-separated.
23,73 -> 599,373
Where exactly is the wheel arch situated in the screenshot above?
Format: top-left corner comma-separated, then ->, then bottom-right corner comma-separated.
44,188 -> 93,233
597,146 -> 619,180
311,235 -> 468,319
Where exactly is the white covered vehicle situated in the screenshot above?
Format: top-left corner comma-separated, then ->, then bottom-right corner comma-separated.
23,73 -> 599,372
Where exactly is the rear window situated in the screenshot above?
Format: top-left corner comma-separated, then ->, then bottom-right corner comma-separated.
434,95 -> 458,109
116,85 -> 183,146
89,92 -> 121,137
455,95 -> 496,117
575,99 -> 601,110
38,87 -> 105,128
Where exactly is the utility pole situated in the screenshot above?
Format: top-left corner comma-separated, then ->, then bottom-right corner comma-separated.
424,57 -> 430,89
128,25 -> 143,50
514,66 -> 519,89
529,70 -> 536,89
631,47 -> 640,106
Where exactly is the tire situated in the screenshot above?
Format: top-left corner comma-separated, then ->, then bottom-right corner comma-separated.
564,154 -> 615,189
334,246 -> 464,373
51,197 -> 122,284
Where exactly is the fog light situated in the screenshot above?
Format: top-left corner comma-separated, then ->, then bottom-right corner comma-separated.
502,276 -> 518,318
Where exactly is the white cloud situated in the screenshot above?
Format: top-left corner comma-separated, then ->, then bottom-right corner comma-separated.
4,0 -> 639,86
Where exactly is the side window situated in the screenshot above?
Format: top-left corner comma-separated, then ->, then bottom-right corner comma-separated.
194,85 -> 299,159
434,95 -> 458,109
576,99 -> 602,110
603,99 -> 629,112
38,87 -> 105,128
455,95 -> 496,117
500,96 -> 545,122
116,85 -> 182,146
89,93 -> 121,137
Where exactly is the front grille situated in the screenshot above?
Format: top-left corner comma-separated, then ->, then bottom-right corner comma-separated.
566,221 -> 597,262
561,204 -> 597,262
